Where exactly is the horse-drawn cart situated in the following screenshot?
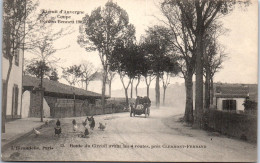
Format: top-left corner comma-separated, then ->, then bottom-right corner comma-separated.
130,96 -> 151,118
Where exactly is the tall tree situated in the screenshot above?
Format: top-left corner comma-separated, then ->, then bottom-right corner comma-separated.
142,25 -> 174,108
110,41 -> 139,106
26,60 -> 51,80
161,0 -> 249,127
78,63 -> 98,91
78,1 -> 133,111
161,1 -> 196,123
107,71 -> 116,97
62,65 -> 82,86
204,39 -> 227,107
161,55 -> 180,106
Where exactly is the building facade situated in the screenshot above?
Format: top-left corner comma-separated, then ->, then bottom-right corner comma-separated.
2,47 -> 24,120
214,84 -> 249,111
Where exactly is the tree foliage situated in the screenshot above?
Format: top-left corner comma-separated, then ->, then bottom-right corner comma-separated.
62,65 -> 82,86
78,1 -> 135,109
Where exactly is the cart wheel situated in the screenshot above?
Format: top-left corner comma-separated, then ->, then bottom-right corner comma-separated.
145,108 -> 148,118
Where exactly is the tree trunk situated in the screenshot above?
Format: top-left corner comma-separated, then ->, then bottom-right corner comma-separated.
163,86 -> 166,106
184,73 -> 194,123
155,74 -> 160,108
85,81 -> 88,91
194,30 -> 204,128
210,77 -> 214,105
124,88 -> 129,106
2,61 -> 13,133
135,77 -> 140,97
40,70 -> 43,122
101,70 -> 107,113
109,80 -> 112,98
130,79 -> 133,99
204,68 -> 210,109
147,85 -> 150,98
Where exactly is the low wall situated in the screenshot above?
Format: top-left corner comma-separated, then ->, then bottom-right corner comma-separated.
205,109 -> 257,142
51,99 -> 128,118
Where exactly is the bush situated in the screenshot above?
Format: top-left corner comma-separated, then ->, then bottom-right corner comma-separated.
205,109 -> 257,142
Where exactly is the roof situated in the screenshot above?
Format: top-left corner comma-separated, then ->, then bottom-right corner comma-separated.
23,75 -> 104,99
215,85 -> 249,98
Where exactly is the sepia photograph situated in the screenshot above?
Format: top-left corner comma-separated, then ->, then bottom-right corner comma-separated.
1,0 -> 258,162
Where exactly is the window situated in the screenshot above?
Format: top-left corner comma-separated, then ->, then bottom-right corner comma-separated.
2,80 -> 7,118
12,84 -> 19,117
222,100 -> 236,111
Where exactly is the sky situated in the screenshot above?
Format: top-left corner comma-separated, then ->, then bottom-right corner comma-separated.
24,0 -> 258,94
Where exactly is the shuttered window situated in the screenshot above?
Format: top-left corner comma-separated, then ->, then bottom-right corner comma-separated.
2,80 -> 7,118
222,100 -> 236,111
12,84 -> 19,117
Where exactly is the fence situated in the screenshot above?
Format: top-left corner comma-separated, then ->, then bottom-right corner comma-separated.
205,109 -> 257,142
50,98 -> 129,118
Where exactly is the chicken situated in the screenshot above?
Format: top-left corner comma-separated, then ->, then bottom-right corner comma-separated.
54,126 -> 62,136
84,128 -> 89,136
87,116 -> 91,121
98,123 -> 106,131
56,119 -> 61,127
88,116 -> 95,130
33,128 -> 40,137
45,120 -> 49,126
72,119 -> 76,125
73,124 -> 78,132
82,119 -> 87,128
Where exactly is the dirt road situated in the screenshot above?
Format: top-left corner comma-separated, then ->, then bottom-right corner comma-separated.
2,106 -> 257,162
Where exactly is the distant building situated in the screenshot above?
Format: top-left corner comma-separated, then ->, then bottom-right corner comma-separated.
214,84 -> 249,111
22,75 -> 107,118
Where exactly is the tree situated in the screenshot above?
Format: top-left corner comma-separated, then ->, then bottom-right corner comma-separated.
161,0 -> 249,127
161,1 -> 196,123
142,25 -> 175,108
107,71 -> 116,97
62,65 -> 82,86
138,50 -> 154,98
203,39 -> 227,107
26,60 -> 51,81
25,12 -> 71,122
2,0 -> 39,132
79,63 -> 98,91
110,41 -> 139,106
78,1 -> 133,111
161,56 -> 180,105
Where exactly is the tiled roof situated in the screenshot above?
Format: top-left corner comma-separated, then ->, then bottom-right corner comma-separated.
23,75 -> 102,98
215,85 -> 249,98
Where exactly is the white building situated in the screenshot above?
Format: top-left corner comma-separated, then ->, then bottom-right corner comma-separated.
2,45 -> 24,120
2,2 -> 25,122
214,85 -> 249,111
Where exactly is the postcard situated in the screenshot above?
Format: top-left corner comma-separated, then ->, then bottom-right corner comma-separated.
1,0 -> 257,162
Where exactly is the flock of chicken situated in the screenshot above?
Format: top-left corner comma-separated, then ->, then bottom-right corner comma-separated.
32,116 -> 107,138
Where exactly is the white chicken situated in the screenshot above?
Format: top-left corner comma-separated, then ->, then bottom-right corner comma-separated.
98,123 -> 106,131
33,128 -> 40,137
73,124 -> 78,132
45,120 -> 49,126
